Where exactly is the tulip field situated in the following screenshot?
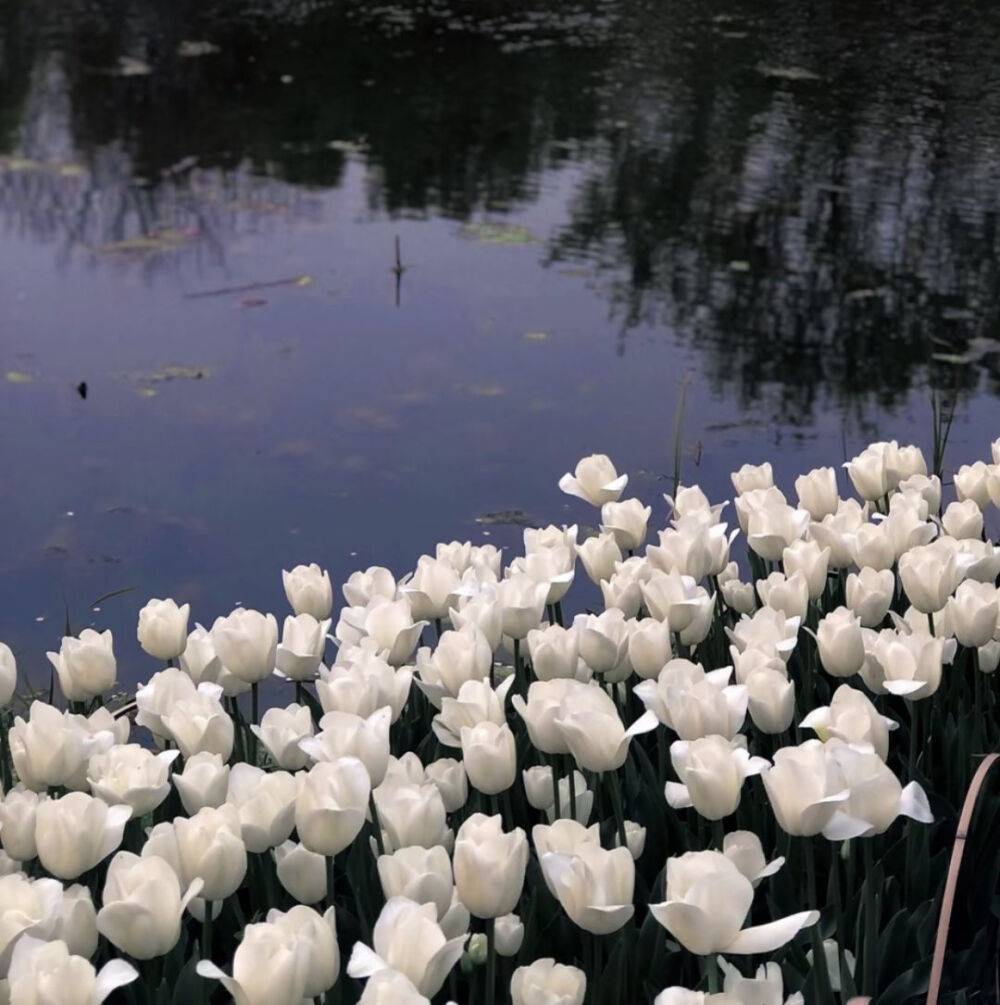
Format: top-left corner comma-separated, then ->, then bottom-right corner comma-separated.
0,438 -> 999,1004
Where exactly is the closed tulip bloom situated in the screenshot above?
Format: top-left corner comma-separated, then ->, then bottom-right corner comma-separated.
275,613 -> 329,681
533,819 -> 602,863
47,629 -> 116,702
747,505 -> 810,563
302,708 -> 392,788
574,610 -> 631,679
56,885 -> 97,961
575,533 -> 623,585
494,576 -> 548,640
722,831 -> 784,887
372,781 -> 449,853
941,499 -> 984,540
35,793 -> 131,880
881,501 -> 936,558
512,678 -> 583,755
745,669 -> 795,734
649,522 -> 733,583
273,841 -> 327,904
511,958 -> 586,1005
762,740 -> 848,836
815,606 -> 866,677
0,874 -> 64,973
177,625 -> 227,690
527,624 -> 583,682
555,690 -> 657,773
414,625 -> 493,706
899,543 -> 969,614
266,905 -> 339,999
358,970 -> 431,1005
955,460 -> 994,509
947,580 -> 999,648
600,558 -> 650,618
348,896 -> 468,998
137,599 -> 190,662
377,846 -> 453,920
652,989 -> 732,1005
424,758 -> 467,812
163,804 -> 247,901
540,843 -> 634,934
0,643 -> 15,707
844,444 -> 891,501
324,642 -> 413,721
718,957 -> 803,1005
634,661 -> 747,738
160,690 -> 234,761
525,523 -> 579,557
523,766 -> 555,810
134,667 -> 199,740
402,556 -> 465,622
541,772 -> 593,825
664,484 -> 728,522
250,703 -> 314,770
756,572 -> 809,621
869,629 -> 954,700
296,758 -> 371,857
721,579 -> 756,616
822,742 -> 932,839
800,685 -> 895,760
899,473 -> 942,515
283,563 -> 334,619
226,764 -> 298,853
616,820 -> 646,860
732,462 -> 774,495
97,852 -> 202,959
845,567 -> 895,628
665,737 -> 768,820
210,608 -> 278,684
600,499 -> 652,551
449,594 -> 504,652
734,486 -> 787,536
558,454 -> 628,506
432,676 -> 512,748
461,722 -> 516,795
782,540 -> 830,600
172,751 -> 230,815
794,466 -> 839,520
343,566 -> 398,608
850,523 -> 895,571
628,619 -> 673,680
0,788 -> 44,861
197,920 -> 309,1005
730,646 -> 785,685
87,745 -> 178,817
679,592 -> 716,648
454,814 -> 528,919
650,851 -> 818,955
8,936 -> 137,1005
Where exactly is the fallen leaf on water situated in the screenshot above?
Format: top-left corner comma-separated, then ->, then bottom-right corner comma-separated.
756,63 -> 821,81
240,298 -> 268,309
295,276 -> 313,287
178,40 -> 220,57
522,331 -> 549,341
458,222 -> 537,245
137,388 -> 158,398
469,382 -> 504,397
5,371 -> 35,383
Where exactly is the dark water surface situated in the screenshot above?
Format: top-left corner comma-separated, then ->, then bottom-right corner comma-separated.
2,0 -> 1000,688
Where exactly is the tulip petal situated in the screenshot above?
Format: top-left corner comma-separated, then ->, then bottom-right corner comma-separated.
346,942 -> 390,981
899,781 -> 934,823
625,710 -> 660,738
723,909 -> 820,955
195,961 -> 248,1005
664,782 -> 693,810
821,812 -> 874,842
649,901 -> 718,956
94,959 -> 139,1002
882,681 -> 926,697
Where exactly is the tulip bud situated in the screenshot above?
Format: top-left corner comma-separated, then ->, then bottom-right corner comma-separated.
732,462 -> 774,495
782,539 -> 830,600
722,830 -> 783,886
275,613 -> 328,681
343,566 -> 397,608
615,820 -> 646,860
955,460 -> 994,509
511,958 -> 587,1005
226,764 -> 298,853
295,759 -> 371,857
845,444 -> 890,501
495,576 -> 548,640
947,580 -> 999,648
665,736 -> 767,819
527,624 -> 583,682
282,563 -> 334,619
35,793 -> 131,880
251,703 -> 314,771
628,619 -> 672,680
845,567 -> 895,628
0,787 -> 43,861
57,885 -> 98,960
425,757 -> 468,812
402,556 -> 464,622
266,904 -> 339,999
816,606 -> 866,677
303,708 -> 392,788
98,852 -> 202,959
762,740 -> 847,836
600,499 -> 652,551
495,913 -> 525,956
721,579 -> 756,616
454,814 -> 528,919
850,522 -> 894,571
746,668 -> 795,734
0,643 -> 15,708
523,766 -> 555,810
756,571 -> 809,621
161,690 -> 234,761
942,499 -> 984,540
137,598 -> 190,662
575,533 -> 623,585
47,629 -> 116,702
794,466 -> 839,520
173,751 -> 230,815
377,845 -> 453,920
210,608 -> 278,684
372,780 -> 449,853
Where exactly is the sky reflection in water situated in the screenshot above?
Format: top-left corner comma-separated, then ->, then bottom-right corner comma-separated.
1,0 -> 999,688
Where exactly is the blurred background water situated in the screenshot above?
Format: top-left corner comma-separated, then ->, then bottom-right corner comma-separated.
2,0 -> 999,690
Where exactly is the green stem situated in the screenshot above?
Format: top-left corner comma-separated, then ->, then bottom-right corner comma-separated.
712,817 -> 724,850
369,793 -> 386,857
326,854 -> 336,910
485,917 -> 496,1005
805,838 -> 832,1004
201,902 -> 214,963
704,954 -> 719,993
550,756 -> 561,820
606,772 -> 628,853
566,758 -> 578,822
863,838 -> 878,996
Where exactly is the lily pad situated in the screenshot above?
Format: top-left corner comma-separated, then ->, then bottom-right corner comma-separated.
458,222 -> 537,245
475,509 -> 541,528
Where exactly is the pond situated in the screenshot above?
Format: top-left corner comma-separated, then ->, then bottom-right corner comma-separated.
2,0 -> 999,691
